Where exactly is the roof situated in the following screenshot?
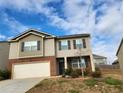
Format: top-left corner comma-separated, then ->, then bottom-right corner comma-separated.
112,59 -> 119,65
116,39 -> 123,55
93,54 -> 107,59
10,28 -> 56,41
57,34 -> 90,39
9,28 -> 91,42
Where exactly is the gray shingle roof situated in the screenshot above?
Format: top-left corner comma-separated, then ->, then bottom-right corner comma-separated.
93,54 -> 107,59
57,34 -> 90,39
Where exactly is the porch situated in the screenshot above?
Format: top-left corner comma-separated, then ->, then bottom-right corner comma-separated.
56,56 -> 92,75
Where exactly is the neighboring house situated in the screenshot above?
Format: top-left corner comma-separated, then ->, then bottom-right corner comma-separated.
116,39 -> 123,72
0,41 -> 10,70
93,54 -> 107,66
112,59 -> 119,66
8,29 -> 95,79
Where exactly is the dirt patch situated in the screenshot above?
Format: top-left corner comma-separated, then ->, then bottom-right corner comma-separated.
26,77 -> 122,93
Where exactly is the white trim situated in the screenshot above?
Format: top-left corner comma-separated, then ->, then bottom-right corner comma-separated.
9,29 -> 56,42
11,32 -> 45,42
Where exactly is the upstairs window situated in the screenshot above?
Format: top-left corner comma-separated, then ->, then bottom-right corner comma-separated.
59,40 -> 71,50
73,39 -> 86,49
21,41 -> 40,52
76,39 -> 82,48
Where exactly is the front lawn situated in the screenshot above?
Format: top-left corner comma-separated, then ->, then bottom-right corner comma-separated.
26,77 -> 122,93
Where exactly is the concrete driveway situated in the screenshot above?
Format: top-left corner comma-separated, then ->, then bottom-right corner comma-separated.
0,78 -> 45,93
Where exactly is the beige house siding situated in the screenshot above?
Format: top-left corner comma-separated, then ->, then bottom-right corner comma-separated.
0,42 -> 10,70
44,38 -> 55,56
56,37 -> 95,71
117,41 -> 123,72
9,34 -> 56,59
94,58 -> 107,65
9,42 -> 19,59
56,37 -> 92,57
19,34 -> 43,57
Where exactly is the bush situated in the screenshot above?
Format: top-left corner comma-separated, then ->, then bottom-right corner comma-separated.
91,71 -> 101,78
70,70 -> 79,78
91,67 -> 101,78
64,68 -> 84,78
64,68 -> 73,76
104,77 -> 122,85
83,68 -> 90,76
0,69 -> 11,80
75,69 -> 82,76
95,67 -> 101,71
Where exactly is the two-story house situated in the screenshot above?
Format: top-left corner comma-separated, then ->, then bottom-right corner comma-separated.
93,54 -> 107,66
0,41 -> 10,70
9,29 -> 95,79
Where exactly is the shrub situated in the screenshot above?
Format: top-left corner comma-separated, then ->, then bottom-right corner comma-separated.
64,68 -> 73,76
95,67 -> 101,71
0,69 -> 11,80
62,74 -> 65,78
83,68 -> 90,76
91,67 -> 102,78
64,68 -> 84,78
75,69 -> 82,76
84,79 -> 97,86
104,77 -> 122,85
91,71 -> 101,78
70,69 -> 79,78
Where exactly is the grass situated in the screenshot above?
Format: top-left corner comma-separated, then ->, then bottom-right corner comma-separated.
84,79 -> 97,86
26,77 -> 122,93
104,77 -> 122,85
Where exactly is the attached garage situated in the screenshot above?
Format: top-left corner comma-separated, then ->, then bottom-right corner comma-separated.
12,62 -> 50,79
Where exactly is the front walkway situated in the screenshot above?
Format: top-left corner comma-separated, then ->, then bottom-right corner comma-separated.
0,78 -> 45,93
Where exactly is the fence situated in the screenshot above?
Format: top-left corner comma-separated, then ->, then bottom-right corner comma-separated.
96,65 -> 121,74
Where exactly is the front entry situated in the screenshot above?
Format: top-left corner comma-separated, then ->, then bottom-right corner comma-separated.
57,58 -> 65,75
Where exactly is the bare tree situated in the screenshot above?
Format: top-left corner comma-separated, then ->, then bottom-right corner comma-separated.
75,47 -> 85,77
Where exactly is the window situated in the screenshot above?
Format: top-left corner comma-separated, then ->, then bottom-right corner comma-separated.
71,58 -> 86,69
22,41 -> 39,52
73,39 -> 86,49
72,61 -> 79,68
61,40 -> 68,50
76,39 -> 82,49
59,40 -> 70,50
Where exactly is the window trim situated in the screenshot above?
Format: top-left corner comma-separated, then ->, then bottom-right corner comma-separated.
22,41 -> 40,52
75,39 -> 83,49
59,40 -> 70,50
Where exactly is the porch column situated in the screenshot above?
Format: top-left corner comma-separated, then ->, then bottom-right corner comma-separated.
64,57 -> 67,69
90,54 -> 95,72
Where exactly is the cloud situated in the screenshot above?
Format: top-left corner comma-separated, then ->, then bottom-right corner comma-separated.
1,13 -> 28,33
0,12 -> 29,41
0,0 -> 122,63
0,34 -> 6,40
47,0 -> 122,63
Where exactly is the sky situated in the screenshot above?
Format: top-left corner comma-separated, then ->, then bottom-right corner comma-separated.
0,0 -> 123,64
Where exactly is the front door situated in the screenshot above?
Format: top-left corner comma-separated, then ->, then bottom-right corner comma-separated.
58,58 -> 65,75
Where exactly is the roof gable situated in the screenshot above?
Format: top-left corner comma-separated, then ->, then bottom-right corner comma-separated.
10,29 -> 55,42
